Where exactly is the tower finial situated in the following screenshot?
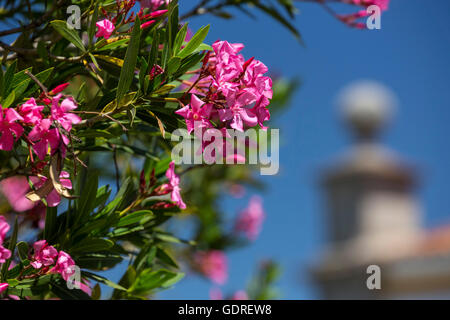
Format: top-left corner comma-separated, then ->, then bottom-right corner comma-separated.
337,80 -> 397,141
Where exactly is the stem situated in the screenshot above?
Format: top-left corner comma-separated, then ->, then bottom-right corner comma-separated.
24,70 -> 48,95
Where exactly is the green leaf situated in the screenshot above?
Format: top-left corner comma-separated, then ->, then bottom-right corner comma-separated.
96,38 -> 129,51
76,253 -> 123,270
98,178 -> 131,216
101,91 -> 136,113
155,232 -> 195,245
178,25 -> 210,58
128,269 -> 181,294
7,274 -> 54,297
134,244 -> 157,272
89,53 -> 101,71
156,247 -> 179,268
161,272 -> 184,288
83,271 -> 127,291
2,60 -> 16,98
88,4 -> 99,46
116,17 -> 141,104
148,29 -> 160,68
37,41 -> 49,62
2,90 -> 15,108
12,78 -> 31,103
71,238 -> 114,254
44,206 -> 58,241
152,84 -> 176,95
51,278 -> 92,300
117,210 -> 154,227
75,171 -> 99,225
1,218 -> 18,280
167,2 -> 179,54
112,266 -> 136,298
173,23 -> 188,54
16,242 -> 29,262
50,20 -> 86,52
166,56 -> 182,76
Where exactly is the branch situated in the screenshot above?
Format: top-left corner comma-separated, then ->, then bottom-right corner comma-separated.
0,0 -> 66,38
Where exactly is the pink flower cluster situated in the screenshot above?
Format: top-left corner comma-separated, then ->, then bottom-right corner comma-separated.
234,196 -> 265,241
30,240 -> 88,293
0,86 -> 81,162
154,161 -> 186,209
30,240 -> 58,269
0,216 -> 11,294
27,93 -> 80,160
31,240 -> 90,294
176,40 -> 272,133
195,250 -> 228,285
165,161 -> 186,209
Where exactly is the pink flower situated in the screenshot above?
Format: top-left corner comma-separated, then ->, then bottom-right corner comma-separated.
195,250 -> 228,285
95,19 -> 115,39
348,0 -> 389,10
30,171 -> 72,207
175,94 -> 212,134
19,98 -> 44,125
50,250 -> 75,281
0,176 -> 36,212
30,240 -> 58,269
209,287 -> 224,300
209,288 -> 248,300
337,0 -> 390,28
0,216 -> 9,243
51,94 -> 81,133
235,196 -> 265,241
217,104 -> 258,132
140,0 -> 170,11
144,9 -> 168,19
231,290 -> 249,300
0,246 -> 11,264
28,119 -> 61,161
0,107 -> 24,151
49,83 -> 70,95
0,217 -> 11,264
140,20 -> 156,29
164,161 -> 186,209
0,283 -> 8,294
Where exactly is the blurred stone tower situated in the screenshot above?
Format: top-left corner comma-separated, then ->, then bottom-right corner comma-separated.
312,81 -> 450,299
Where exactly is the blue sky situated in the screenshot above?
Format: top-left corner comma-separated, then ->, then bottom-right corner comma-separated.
158,0 -> 450,299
